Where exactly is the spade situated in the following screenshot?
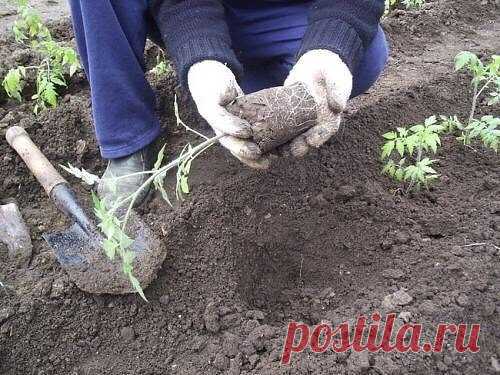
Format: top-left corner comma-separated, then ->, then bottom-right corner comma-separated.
6,126 -> 166,295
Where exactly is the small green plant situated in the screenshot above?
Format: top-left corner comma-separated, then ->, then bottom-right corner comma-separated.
92,192 -> 146,300
63,99 -> 221,298
402,0 -> 424,10
382,116 -> 443,191
149,51 -> 171,76
456,115 -> 500,151
2,0 -> 81,113
2,66 -> 26,102
446,52 -> 500,151
381,52 -> 499,191
385,0 -> 425,13
12,0 -> 50,42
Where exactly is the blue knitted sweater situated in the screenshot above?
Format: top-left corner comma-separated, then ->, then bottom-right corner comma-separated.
149,0 -> 385,86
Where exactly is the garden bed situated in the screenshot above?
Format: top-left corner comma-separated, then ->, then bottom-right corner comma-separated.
0,1 -> 499,374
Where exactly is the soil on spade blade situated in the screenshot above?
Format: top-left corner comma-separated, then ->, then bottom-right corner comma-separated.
0,1 -> 499,374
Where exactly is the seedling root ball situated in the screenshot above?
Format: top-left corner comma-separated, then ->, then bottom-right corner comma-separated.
226,83 -> 318,153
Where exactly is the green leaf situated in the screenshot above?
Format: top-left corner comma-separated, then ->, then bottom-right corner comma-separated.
381,140 -> 395,160
395,139 -> 405,157
488,93 -> 500,106
424,116 -> 437,126
129,275 -> 147,301
122,250 -> 136,266
482,115 -> 500,127
183,158 -> 193,175
406,137 -> 415,155
455,51 -> 473,71
116,231 -> 134,250
153,173 -> 172,207
60,163 -> 100,185
421,165 -> 437,174
91,191 -> 101,210
180,176 -> 189,194
410,124 -> 424,133
428,124 -> 444,133
98,217 -> 116,239
154,144 -> 167,170
426,135 -> 438,153
382,160 -> 395,175
394,168 -> 404,182
50,76 -> 66,86
397,127 -> 408,137
2,68 -> 24,101
382,131 -> 397,140
103,238 -> 118,260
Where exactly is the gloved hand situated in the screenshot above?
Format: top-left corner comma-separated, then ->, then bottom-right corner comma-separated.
188,60 -> 269,169
284,50 -> 353,157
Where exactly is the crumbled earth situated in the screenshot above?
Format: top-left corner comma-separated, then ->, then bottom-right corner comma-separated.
0,1 -> 499,374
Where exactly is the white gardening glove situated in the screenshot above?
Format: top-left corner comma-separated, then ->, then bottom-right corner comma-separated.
188,60 -> 269,169
284,50 -> 353,157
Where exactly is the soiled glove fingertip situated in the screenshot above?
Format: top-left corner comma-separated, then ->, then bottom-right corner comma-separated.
232,153 -> 270,170
290,136 -> 310,158
240,143 -> 262,160
235,124 -> 252,139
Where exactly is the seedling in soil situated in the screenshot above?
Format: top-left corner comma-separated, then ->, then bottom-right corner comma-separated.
444,52 -> 500,151
11,0 -> 50,42
1,0 -> 81,113
149,53 -> 171,76
401,0 -> 424,10
91,192 -> 147,300
381,52 -> 499,191
63,101 -> 221,298
385,0 -> 425,13
381,116 -> 443,192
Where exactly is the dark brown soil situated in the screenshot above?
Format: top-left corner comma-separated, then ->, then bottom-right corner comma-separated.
1,1 -> 499,374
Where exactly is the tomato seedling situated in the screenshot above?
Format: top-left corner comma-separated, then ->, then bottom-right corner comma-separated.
446,52 -> 500,151
149,53 -> 172,76
381,116 -> 443,192
1,0 -> 81,113
385,0 -> 425,13
62,99 -> 220,298
381,52 -> 499,192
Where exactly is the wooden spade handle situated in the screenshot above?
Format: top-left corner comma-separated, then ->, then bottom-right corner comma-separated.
6,126 -> 67,196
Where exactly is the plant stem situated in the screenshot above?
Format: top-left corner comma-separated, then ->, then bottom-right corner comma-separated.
119,134 -> 224,232
103,170 -> 156,182
468,81 -> 479,126
174,95 -> 209,140
468,77 -> 494,126
476,77 -> 495,101
406,146 -> 423,194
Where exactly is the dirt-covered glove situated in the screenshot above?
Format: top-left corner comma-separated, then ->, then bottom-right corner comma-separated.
284,50 -> 353,157
188,60 -> 269,169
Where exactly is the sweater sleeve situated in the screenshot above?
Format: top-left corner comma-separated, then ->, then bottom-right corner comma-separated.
298,0 -> 385,73
149,0 -> 242,87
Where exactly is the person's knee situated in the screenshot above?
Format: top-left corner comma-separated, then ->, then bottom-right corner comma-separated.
351,26 -> 389,98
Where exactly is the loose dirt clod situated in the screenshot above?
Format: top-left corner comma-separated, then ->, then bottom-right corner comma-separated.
347,351 -> 370,373
226,83 -> 318,153
204,302 -> 221,333
382,290 -> 413,310
0,202 -> 32,265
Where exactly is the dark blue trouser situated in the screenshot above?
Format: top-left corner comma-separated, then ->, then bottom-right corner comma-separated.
69,0 -> 389,159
